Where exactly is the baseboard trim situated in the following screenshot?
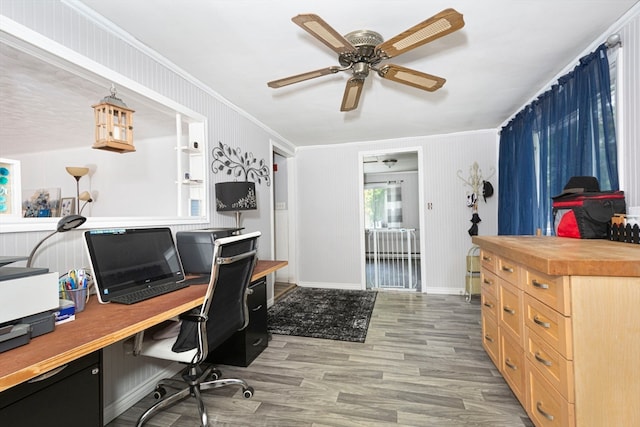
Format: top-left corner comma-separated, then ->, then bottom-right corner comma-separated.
296,282 -> 462,295
297,281 -> 362,291
425,286 -> 464,295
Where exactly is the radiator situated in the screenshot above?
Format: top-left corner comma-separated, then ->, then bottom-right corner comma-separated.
365,228 -> 419,289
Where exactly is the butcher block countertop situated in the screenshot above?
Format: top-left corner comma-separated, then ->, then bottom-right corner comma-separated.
471,236 -> 640,277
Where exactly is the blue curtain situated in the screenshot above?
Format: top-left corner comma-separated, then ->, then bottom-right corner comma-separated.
498,43 -> 618,235
498,108 -> 537,235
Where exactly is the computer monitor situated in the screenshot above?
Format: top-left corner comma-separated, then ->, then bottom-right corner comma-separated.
84,227 -> 184,303
176,228 -> 240,275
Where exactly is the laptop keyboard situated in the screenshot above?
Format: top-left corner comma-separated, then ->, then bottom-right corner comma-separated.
109,281 -> 190,305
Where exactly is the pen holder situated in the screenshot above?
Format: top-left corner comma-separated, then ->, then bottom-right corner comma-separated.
61,288 -> 88,313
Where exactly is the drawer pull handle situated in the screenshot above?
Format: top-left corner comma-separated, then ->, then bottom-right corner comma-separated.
484,334 -> 494,343
483,302 -> 494,308
532,280 -> 549,289
252,304 -> 263,312
483,278 -> 493,285
534,352 -> 553,367
536,402 -> 555,421
252,338 -> 264,347
533,315 -> 551,328
482,256 -> 492,262
501,266 -> 514,273
503,306 -> 516,315
28,364 -> 68,383
505,359 -> 517,370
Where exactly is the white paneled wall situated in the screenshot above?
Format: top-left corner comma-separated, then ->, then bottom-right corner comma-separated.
295,130 -> 499,293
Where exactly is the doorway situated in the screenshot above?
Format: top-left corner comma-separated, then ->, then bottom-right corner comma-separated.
360,149 -> 424,291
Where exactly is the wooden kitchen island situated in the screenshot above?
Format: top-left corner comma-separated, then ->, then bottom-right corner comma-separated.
472,236 -> 639,427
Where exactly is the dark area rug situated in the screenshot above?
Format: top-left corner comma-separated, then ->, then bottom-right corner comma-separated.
267,287 -> 377,343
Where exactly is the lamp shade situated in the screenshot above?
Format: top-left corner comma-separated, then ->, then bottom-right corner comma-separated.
215,182 -> 257,212
65,166 -> 89,178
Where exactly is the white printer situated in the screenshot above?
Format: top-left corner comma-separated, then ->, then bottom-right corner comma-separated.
0,256 -> 59,352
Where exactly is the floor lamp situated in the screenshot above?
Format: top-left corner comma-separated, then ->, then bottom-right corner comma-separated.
65,167 -> 89,214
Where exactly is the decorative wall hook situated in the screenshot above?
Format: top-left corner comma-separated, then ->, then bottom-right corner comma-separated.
210,141 -> 271,186
457,161 -> 495,197
457,161 -> 495,237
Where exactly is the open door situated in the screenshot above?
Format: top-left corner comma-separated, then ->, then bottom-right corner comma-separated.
360,149 -> 425,291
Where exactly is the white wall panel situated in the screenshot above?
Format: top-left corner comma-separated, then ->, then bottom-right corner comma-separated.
295,130 -> 498,293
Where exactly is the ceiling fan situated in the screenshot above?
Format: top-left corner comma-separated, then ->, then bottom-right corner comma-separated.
267,8 -> 465,112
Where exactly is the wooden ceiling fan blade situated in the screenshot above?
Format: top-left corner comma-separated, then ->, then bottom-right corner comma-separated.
379,64 -> 446,92
268,66 -> 341,88
340,79 -> 364,111
377,8 -> 464,59
292,14 -> 356,55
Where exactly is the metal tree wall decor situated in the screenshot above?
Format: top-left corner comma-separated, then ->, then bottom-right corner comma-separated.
211,141 -> 271,186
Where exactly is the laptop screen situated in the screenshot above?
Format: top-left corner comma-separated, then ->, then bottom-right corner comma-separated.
84,227 -> 184,303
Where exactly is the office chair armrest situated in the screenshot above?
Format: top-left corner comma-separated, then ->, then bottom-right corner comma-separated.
180,313 -> 207,323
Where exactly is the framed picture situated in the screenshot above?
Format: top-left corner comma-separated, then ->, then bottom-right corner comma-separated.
22,188 -> 61,217
0,158 -> 21,217
61,197 -> 76,216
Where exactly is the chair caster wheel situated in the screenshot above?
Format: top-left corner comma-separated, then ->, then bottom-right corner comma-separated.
209,368 -> 222,380
153,386 -> 166,400
242,386 -> 254,398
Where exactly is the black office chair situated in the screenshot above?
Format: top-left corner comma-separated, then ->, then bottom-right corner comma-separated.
132,231 -> 261,427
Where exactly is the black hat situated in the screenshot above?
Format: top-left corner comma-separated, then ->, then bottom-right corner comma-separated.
553,176 -> 600,199
482,181 -> 494,202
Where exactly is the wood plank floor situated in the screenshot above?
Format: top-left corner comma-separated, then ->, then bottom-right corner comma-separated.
107,292 -> 533,426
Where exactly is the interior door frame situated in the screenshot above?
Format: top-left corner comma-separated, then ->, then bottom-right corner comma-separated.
269,140 -> 296,305
358,146 -> 427,292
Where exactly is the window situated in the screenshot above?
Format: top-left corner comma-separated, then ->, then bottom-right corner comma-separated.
364,185 -> 388,229
364,182 -> 403,229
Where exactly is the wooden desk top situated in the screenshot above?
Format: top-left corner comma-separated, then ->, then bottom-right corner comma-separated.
0,260 -> 287,392
472,236 -> 640,277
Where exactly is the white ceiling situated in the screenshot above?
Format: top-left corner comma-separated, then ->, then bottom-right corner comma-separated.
75,0 -> 638,147
2,0 -> 638,153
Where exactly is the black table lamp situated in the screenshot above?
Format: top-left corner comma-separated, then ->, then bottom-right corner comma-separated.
215,182 -> 257,229
26,214 -> 86,268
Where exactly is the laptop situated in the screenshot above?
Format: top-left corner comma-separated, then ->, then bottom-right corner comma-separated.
84,227 -> 190,304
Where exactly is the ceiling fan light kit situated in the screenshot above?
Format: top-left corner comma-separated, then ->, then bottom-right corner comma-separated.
267,8 -> 465,112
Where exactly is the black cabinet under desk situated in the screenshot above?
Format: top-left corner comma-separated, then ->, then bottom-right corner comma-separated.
0,350 -> 103,427
207,277 -> 268,367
